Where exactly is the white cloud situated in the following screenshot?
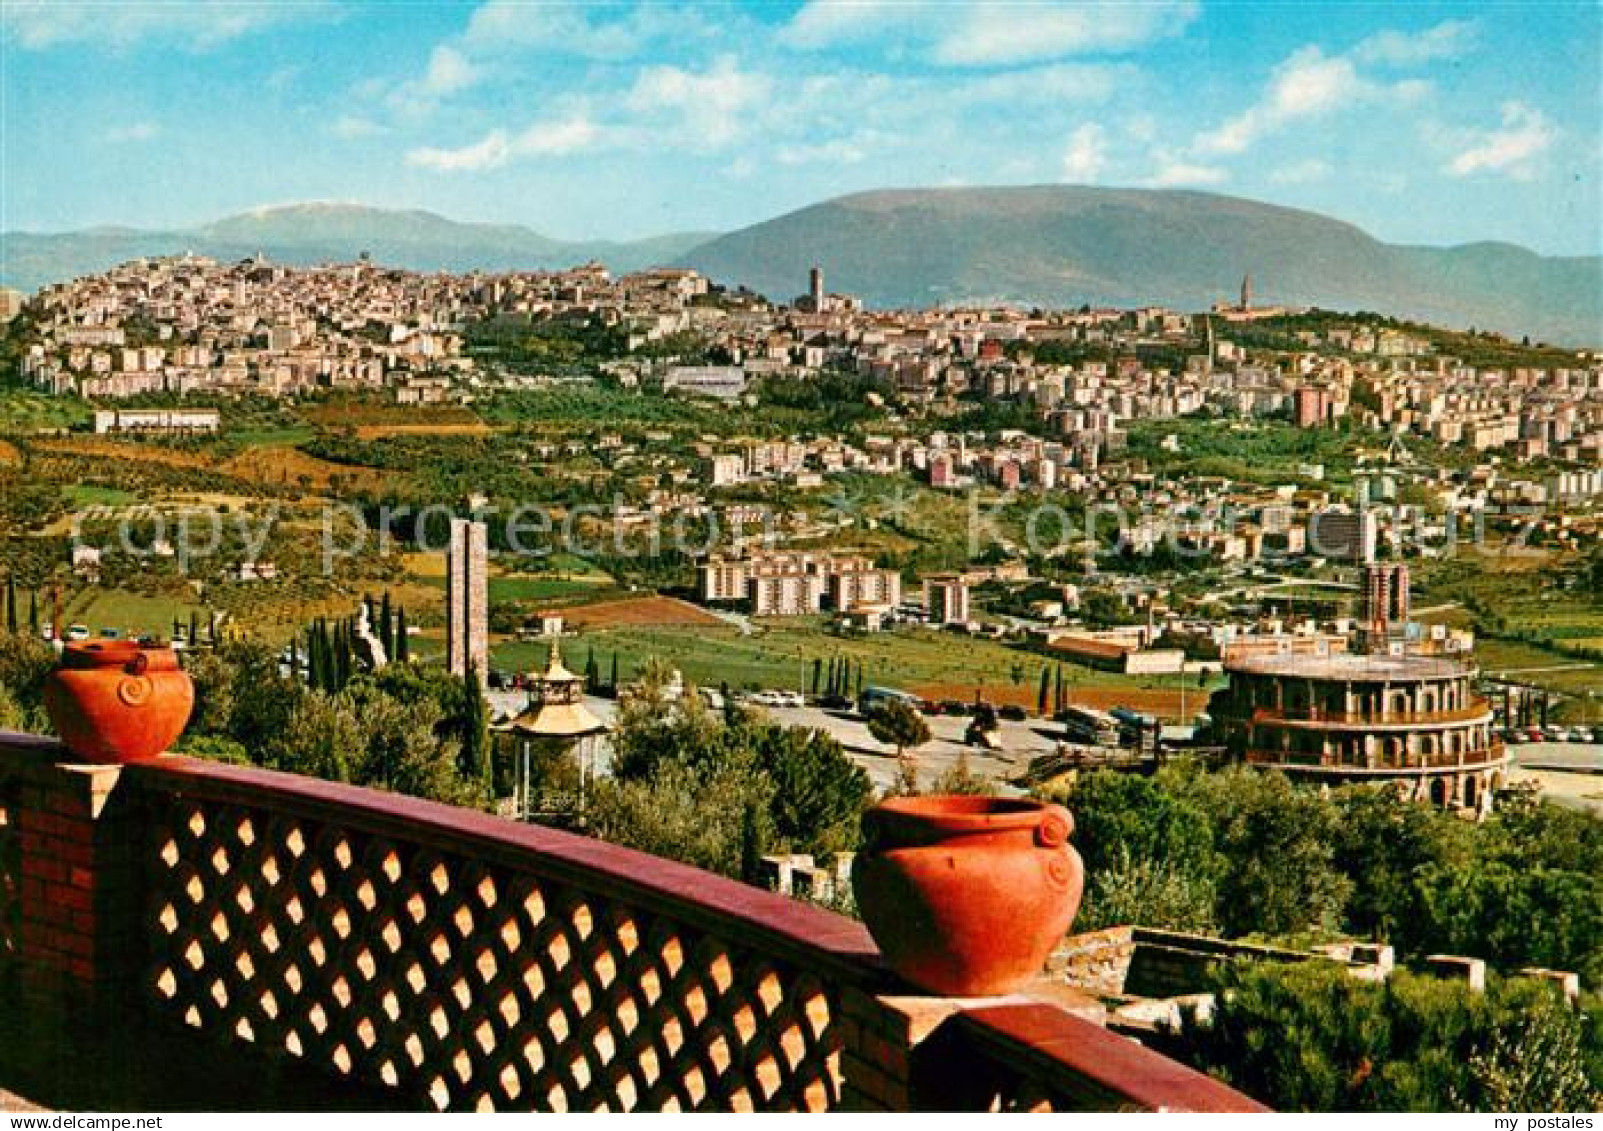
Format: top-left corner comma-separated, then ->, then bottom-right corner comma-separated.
933,1 -> 1199,65
1060,124 -> 1108,183
3,0 -> 331,50
1354,19 -> 1477,66
1447,102 -> 1555,179
1143,160 -> 1228,188
332,115 -> 384,139
419,46 -> 482,96
1196,47 -> 1370,157
461,0 -> 719,59
777,137 -> 872,166
104,121 -> 160,143
1269,158 -> 1333,185
405,114 -> 601,172
625,56 -> 772,148
406,131 -> 513,173
781,0 -> 1198,65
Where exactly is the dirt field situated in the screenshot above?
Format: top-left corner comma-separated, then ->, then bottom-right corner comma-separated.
559,596 -> 724,628
216,445 -> 393,492
34,437 -> 215,470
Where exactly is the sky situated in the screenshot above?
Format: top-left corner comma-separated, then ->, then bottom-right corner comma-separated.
1,0 -> 1599,255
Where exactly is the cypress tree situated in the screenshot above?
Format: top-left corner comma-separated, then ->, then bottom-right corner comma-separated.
190,611 -> 200,648
380,592 -> 394,658
585,645 -> 600,693
608,652 -> 619,691
811,657 -> 822,697
28,591 -> 39,635
395,608 -> 410,663
4,575 -> 15,635
1054,666 -> 1065,714
461,662 -> 491,789
855,660 -> 864,696
1037,666 -> 1051,715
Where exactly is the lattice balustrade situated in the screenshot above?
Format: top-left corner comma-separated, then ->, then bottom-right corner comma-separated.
0,781 -> 17,988
140,788 -> 849,1112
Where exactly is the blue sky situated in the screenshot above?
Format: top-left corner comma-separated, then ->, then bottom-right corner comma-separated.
2,1 -> 1598,254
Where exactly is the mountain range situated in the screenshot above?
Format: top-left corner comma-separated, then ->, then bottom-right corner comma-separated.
4,189 -> 1598,345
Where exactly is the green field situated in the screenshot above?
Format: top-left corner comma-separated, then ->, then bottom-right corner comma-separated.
59,589 -> 210,638
491,619 -> 1218,702
61,484 -> 140,507
0,390 -> 91,433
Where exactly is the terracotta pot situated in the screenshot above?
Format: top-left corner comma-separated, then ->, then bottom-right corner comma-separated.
43,641 -> 194,763
852,795 -> 1084,996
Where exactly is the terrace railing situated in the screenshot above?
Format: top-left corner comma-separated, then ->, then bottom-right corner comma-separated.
0,731 -> 1263,1113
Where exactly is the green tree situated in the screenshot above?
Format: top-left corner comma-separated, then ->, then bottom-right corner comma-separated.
394,607 -> 410,663
460,663 -> 491,789
1037,666 -> 1051,715
866,699 -> 931,768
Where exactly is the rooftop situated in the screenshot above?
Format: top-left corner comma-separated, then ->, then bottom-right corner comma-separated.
1226,651 -> 1471,683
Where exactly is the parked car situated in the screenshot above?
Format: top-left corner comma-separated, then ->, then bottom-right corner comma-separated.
64,624 -> 91,642
817,693 -> 853,711
999,705 -> 1028,722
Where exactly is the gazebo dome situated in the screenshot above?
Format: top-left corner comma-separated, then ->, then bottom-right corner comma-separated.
511,638 -> 607,740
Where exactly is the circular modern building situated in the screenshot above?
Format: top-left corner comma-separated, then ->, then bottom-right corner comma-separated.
1210,651 -> 1507,810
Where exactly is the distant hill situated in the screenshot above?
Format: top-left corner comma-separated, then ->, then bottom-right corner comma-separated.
0,203 -> 716,292
679,187 -> 1601,346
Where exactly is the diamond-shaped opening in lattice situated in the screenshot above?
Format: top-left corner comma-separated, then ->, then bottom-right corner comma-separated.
472,1018 -> 495,1056
259,987 -> 280,1020
449,975 -> 472,1010
471,944 -> 500,985
610,990 -> 644,1036
497,1063 -> 522,1104
704,1031 -> 733,1074
775,1022 -> 809,1071
427,1076 -> 450,1112
706,951 -> 734,994
331,836 -> 354,870
588,945 -> 619,989
497,917 -> 521,953
284,894 -> 306,926
544,1005 -> 571,1044
329,905 -> 354,940
755,970 -> 784,1013
522,962 -> 546,1000
207,910 -> 231,944
451,1049 -> 473,1085
159,836 -> 180,868
681,983 -> 710,1026
404,892 -> 428,926
496,990 -> 520,1030
154,967 -> 177,999
658,1014 -> 686,1056
332,1042 -> 353,1075
567,1050 -> 594,1092
307,933 -> 329,967
234,950 -> 255,981
379,1058 -> 400,1088
183,874 -> 206,906
520,887 -> 546,926
613,1071 -> 640,1110
182,939 -> 205,971
353,945 -> 377,982
234,1016 -> 255,1043
156,901 -> 178,933
427,1003 -> 450,1041
634,965 -> 664,1006
586,1020 -> 619,1066
404,1032 -> 426,1068
800,991 -> 831,1040
569,979 -> 595,1017
354,877 -> 378,912
657,934 -> 685,976
681,1064 -> 709,1106
426,929 -> 452,968
283,962 -> 304,994
183,1005 -> 202,1028
404,960 -> 427,995
230,880 -> 256,917
426,861 -> 450,897
380,989 -> 401,1023
208,844 -> 231,876
546,931 -> 572,971
378,849 -> 402,885
260,852 -> 282,886
379,916 -> 403,954
730,1002 -> 758,1042
260,921 -> 281,954
330,974 -> 353,1008
751,1050 -> 783,1102
186,809 -> 207,838
568,902 -> 595,941
355,1017 -> 378,1051
284,826 -> 306,858
451,903 -> 476,939
285,1029 -> 305,1058
474,874 -> 497,908
307,1002 -> 330,1035
233,814 -> 256,847
307,864 -> 330,899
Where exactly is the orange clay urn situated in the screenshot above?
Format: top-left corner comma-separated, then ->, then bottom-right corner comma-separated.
852,795 -> 1084,997
43,640 -> 194,763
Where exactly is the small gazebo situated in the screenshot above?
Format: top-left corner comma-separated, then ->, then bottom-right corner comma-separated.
506,638 -> 609,822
